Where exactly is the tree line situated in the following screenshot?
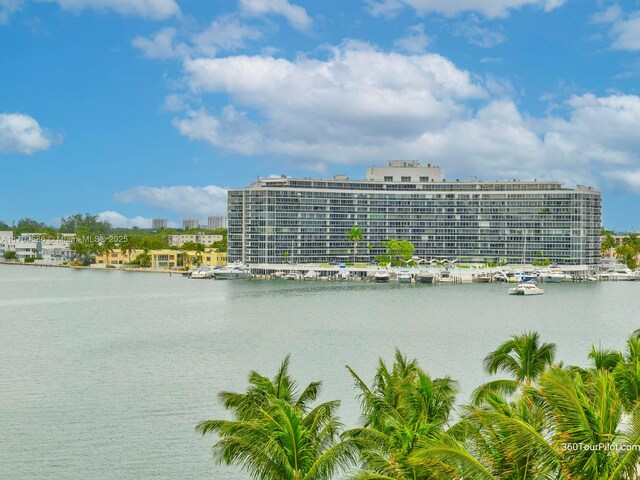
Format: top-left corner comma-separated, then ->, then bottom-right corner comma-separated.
199,330 -> 640,479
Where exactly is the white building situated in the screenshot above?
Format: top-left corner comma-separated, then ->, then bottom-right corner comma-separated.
207,216 -> 227,230
182,219 -> 200,230
167,233 -> 223,247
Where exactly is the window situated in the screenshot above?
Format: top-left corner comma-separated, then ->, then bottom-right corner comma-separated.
384,176 -> 393,182
401,176 -> 411,182
420,176 -> 429,182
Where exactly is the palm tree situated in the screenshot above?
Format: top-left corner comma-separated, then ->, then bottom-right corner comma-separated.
197,356 -> 356,480
347,226 -> 364,265
345,350 -> 458,479
119,237 -> 138,264
472,331 -> 556,405
99,239 -> 114,266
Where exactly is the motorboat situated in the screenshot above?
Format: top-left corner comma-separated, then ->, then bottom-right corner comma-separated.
283,271 -> 303,280
189,266 -> 216,279
213,263 -> 251,279
598,268 -> 639,281
396,270 -> 412,283
472,272 -> 492,283
373,269 -> 390,283
539,267 -> 572,283
493,270 -> 515,283
336,270 -> 351,281
418,271 -> 435,284
509,282 -> 544,295
303,270 -> 319,280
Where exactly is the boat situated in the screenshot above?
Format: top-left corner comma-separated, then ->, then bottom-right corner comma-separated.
418,271 -> 435,284
213,263 -> 251,279
509,282 -> 544,295
396,270 -> 412,283
336,270 -> 351,281
493,270 -> 515,283
373,269 -> 390,283
472,272 -> 492,283
189,266 -> 216,279
303,270 -> 319,280
539,267 -> 571,283
283,271 -> 303,280
598,268 -> 640,281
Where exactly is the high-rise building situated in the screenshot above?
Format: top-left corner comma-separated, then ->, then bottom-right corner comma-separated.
228,161 -> 602,266
207,216 -> 227,230
182,219 -> 199,230
152,218 -> 167,230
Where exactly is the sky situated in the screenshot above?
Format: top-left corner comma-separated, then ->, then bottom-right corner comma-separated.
1,0 -> 640,231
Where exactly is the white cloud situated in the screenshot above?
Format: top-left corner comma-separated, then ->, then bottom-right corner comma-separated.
366,0 -> 566,19
602,169 -> 640,193
0,0 -> 22,24
394,24 -> 430,53
97,211 -> 155,228
591,5 -> 640,51
132,27 -> 187,59
132,16 -> 263,60
453,15 -> 506,47
169,40 -> 640,190
239,0 -> 311,31
41,0 -> 180,20
114,184 -> 228,217
0,112 -> 55,155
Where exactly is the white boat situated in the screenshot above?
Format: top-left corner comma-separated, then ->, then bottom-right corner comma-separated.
509,282 -> 544,295
539,267 -> 572,283
598,268 -> 639,281
283,271 -> 303,280
396,270 -> 412,283
189,266 -> 216,279
213,263 -> 251,279
493,270 -> 515,283
373,269 -> 390,283
303,270 -> 319,280
472,272 -> 492,283
336,269 -> 351,281
418,271 -> 435,284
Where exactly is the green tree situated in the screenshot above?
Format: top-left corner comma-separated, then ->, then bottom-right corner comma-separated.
347,226 -> 364,264
60,213 -> 111,234
99,239 -> 115,266
197,356 -> 356,480
3,250 -> 17,260
616,244 -> 638,269
345,350 -> 458,479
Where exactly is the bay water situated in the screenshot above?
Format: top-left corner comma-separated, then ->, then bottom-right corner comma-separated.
1,264 -> 638,479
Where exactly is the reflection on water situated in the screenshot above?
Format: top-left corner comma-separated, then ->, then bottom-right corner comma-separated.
1,265 -> 638,479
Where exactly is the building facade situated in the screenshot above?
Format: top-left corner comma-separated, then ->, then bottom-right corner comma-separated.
182,219 -> 200,230
228,162 -> 602,266
152,218 -> 168,229
167,234 -> 223,247
207,215 -> 227,230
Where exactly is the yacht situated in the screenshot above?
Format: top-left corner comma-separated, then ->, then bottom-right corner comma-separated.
418,271 -> 435,284
336,269 -> 351,281
283,271 -> 303,280
539,267 -> 572,283
373,269 -> 390,283
396,270 -> 412,283
493,270 -> 516,283
213,263 -> 251,279
189,266 -> 216,279
598,268 -> 639,281
472,272 -> 492,283
509,282 -> 544,295
303,270 -> 319,280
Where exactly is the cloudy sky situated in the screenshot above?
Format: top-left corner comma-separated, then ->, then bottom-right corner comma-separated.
1,0 -> 640,230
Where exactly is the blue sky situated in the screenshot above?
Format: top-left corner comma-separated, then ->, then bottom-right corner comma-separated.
1,0 -> 640,230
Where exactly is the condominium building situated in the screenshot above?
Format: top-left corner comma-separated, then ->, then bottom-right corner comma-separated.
207,215 -> 227,230
182,218 -> 200,230
152,218 -> 167,230
167,234 -> 223,247
228,162 -> 602,266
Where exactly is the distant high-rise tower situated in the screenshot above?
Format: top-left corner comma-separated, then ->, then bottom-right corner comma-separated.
182,219 -> 199,230
207,216 -> 227,230
152,218 -> 167,230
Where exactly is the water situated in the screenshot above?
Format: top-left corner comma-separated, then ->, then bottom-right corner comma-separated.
1,264 -> 638,479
